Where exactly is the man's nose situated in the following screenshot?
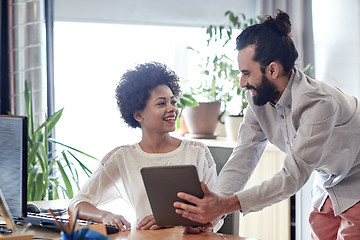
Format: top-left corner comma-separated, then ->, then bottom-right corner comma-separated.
240,75 -> 248,88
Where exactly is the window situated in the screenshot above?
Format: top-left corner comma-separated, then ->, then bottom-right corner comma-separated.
54,22 -> 211,179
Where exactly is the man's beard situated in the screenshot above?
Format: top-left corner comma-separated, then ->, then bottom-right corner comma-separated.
249,74 -> 280,106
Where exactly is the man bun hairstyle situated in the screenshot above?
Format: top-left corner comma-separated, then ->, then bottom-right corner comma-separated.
236,10 -> 298,74
264,10 -> 291,36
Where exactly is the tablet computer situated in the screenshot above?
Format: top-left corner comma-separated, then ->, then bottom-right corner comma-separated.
140,165 -> 206,227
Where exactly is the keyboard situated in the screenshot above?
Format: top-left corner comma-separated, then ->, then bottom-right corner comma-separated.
15,212 -> 120,235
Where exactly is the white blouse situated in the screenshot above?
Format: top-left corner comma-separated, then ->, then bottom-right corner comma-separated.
69,139 -> 218,225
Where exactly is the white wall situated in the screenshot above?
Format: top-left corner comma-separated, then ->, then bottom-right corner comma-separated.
54,0 -> 257,27
52,0 -> 258,174
296,2 -> 360,239
313,0 -> 360,99
54,0 -> 360,99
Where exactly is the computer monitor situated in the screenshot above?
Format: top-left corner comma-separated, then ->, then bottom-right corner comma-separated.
0,115 -> 28,220
0,115 -> 120,235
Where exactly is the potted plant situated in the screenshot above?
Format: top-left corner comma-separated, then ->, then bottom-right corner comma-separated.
23,81 -> 97,200
183,11 -> 262,140
175,93 -> 198,136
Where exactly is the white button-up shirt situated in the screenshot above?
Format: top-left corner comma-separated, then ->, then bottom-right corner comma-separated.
217,69 -> 360,216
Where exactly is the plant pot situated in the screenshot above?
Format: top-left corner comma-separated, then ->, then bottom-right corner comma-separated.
214,114 -> 226,137
224,115 -> 243,142
183,102 -> 221,139
176,115 -> 189,136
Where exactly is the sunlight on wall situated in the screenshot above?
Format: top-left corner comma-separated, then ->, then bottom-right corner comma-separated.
54,22 -> 237,187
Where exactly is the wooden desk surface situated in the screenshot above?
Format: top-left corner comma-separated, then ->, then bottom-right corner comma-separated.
25,201 -> 257,240
28,225 -> 256,240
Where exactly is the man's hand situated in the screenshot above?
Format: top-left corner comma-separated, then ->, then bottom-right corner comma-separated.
174,182 -> 241,224
136,215 -> 162,230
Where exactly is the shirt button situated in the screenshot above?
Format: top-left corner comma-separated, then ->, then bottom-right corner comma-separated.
286,141 -> 290,145
280,115 -> 284,119
288,105 -> 291,109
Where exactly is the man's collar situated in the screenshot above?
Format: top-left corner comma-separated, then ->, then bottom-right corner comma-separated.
273,69 -> 296,109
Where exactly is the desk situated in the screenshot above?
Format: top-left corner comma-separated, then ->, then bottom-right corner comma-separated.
28,225 -> 257,240
19,201 -> 257,240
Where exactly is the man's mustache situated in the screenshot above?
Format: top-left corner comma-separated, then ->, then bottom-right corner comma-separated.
246,85 -> 256,91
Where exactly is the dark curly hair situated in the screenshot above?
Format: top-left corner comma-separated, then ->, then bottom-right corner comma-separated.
115,62 -> 181,128
236,10 -> 298,75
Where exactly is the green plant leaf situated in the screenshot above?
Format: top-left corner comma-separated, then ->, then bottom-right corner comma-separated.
176,108 -> 184,129
61,151 -> 80,189
27,166 -> 38,200
25,81 -> 35,137
28,141 -> 40,167
49,179 -> 60,200
219,25 -> 224,39
185,10 -> 263,115
22,81 -> 97,201
65,150 -> 93,178
36,144 -> 48,174
50,139 -> 98,161
56,161 -> 74,199
33,173 -> 45,201
177,94 -> 198,109
303,63 -> 314,76
34,108 -> 63,138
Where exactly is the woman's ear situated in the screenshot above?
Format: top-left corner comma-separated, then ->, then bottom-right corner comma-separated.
133,111 -> 142,122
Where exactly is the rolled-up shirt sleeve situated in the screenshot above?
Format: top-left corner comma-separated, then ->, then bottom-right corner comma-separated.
216,105 -> 268,197
217,73 -> 356,214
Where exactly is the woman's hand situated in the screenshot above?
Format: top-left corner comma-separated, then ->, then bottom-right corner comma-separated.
136,215 -> 162,230
102,212 -> 131,231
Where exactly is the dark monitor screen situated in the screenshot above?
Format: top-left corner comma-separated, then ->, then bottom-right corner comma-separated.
0,115 -> 27,219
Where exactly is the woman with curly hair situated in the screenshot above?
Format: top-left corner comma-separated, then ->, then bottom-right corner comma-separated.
69,62 -> 221,233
